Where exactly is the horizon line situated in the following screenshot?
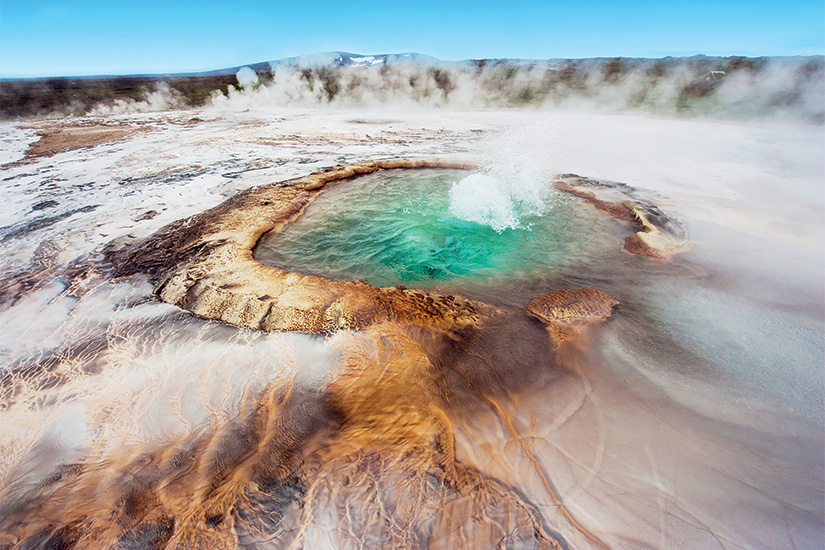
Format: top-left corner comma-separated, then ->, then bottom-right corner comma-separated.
2,51 -> 823,81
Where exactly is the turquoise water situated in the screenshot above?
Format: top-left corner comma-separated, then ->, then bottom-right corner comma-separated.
255,168 -> 625,296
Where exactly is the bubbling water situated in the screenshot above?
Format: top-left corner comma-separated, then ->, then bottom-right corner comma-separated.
449,121 -> 557,231
448,171 -> 547,231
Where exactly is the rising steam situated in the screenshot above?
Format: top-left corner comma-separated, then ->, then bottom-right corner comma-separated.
205,56 -> 825,123
89,82 -> 184,116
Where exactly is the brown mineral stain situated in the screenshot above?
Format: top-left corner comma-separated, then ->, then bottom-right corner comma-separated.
19,121 -> 146,161
528,288 -> 620,341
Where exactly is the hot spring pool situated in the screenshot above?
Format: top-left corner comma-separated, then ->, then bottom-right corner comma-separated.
3,150 -> 822,549
255,168 -> 631,305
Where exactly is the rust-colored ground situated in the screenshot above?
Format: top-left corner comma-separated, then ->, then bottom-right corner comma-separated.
22,122 -> 144,160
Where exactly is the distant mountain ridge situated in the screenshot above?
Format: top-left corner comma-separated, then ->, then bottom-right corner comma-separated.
275,52 -> 441,68
127,52 -> 444,79
3,50 -> 821,81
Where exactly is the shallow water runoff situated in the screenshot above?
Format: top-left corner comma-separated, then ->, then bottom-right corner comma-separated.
1,112 -> 823,550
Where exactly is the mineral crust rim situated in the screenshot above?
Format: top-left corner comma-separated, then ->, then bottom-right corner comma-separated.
108,158 -> 682,334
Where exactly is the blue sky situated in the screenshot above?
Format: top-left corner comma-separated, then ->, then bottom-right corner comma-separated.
1,1 -> 823,77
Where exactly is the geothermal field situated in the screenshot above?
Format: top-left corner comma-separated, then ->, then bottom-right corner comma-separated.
0,56 -> 823,549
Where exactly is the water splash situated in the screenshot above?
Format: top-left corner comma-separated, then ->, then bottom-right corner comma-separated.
254,168 -> 616,292
448,121 -> 558,232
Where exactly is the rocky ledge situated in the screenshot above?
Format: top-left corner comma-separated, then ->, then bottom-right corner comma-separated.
528,288 -> 620,341
553,174 -> 690,259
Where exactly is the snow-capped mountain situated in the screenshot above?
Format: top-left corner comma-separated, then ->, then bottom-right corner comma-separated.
273,52 -> 442,69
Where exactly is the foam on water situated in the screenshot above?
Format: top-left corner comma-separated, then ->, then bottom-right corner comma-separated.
448,172 -> 523,230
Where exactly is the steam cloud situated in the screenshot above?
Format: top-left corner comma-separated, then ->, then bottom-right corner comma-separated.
88,82 -> 183,116
2,55 -> 821,122
206,56 -> 825,123
234,66 -> 260,89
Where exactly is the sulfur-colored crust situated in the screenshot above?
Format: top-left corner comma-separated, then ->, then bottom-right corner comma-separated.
527,288 -> 620,340
528,288 -> 620,324
552,179 -> 638,223
622,201 -> 690,259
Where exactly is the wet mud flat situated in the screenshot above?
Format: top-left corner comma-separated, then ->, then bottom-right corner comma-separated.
0,110 -> 822,549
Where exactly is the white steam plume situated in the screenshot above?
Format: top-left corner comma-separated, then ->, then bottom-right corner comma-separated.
89,82 -> 183,116
204,56 -> 823,123
235,66 -> 260,89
